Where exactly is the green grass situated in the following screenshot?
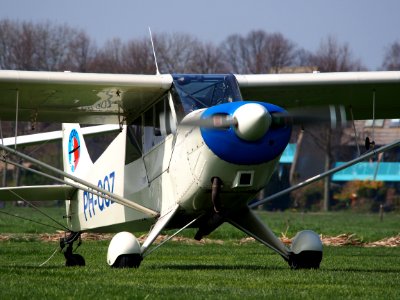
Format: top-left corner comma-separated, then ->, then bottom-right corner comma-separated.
1,205 -> 400,299
1,241 -> 400,299
1,204 -> 399,241
189,210 -> 400,242
0,204 -> 66,233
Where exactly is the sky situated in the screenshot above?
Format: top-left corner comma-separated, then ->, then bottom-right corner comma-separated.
1,0 -> 399,71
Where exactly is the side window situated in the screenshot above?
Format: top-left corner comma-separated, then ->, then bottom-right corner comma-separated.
143,94 -> 178,154
126,116 -> 142,164
170,87 -> 185,123
156,96 -> 177,136
143,107 -> 154,153
154,100 -> 165,144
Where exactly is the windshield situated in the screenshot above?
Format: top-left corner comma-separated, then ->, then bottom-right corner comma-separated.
172,74 -> 243,115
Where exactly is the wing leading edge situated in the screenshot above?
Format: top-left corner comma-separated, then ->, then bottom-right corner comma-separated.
236,71 -> 400,120
1,70 -> 399,123
0,71 -> 173,124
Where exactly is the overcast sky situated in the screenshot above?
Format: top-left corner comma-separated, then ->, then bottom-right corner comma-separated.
1,0 -> 399,71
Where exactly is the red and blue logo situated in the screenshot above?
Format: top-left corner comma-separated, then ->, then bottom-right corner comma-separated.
68,129 -> 80,172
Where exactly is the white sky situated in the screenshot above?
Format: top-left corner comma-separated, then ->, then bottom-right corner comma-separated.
1,0 -> 399,70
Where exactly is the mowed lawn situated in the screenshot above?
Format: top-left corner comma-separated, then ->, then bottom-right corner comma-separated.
1,206 -> 400,299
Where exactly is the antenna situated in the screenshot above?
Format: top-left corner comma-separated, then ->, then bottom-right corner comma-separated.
148,27 -> 160,75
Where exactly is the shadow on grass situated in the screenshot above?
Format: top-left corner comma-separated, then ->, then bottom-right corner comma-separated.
322,266 -> 400,274
0,265 -> 66,271
150,263 -> 400,274
149,263 -> 287,271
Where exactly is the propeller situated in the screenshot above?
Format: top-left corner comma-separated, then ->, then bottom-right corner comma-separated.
181,104 -> 347,140
270,105 -> 347,129
181,114 -> 238,128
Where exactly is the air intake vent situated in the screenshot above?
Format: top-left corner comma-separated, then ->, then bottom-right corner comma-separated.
232,171 -> 254,188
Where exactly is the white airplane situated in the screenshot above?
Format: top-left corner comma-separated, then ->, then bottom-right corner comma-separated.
0,70 -> 399,269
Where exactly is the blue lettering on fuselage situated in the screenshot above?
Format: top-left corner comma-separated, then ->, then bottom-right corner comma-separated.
83,171 -> 115,221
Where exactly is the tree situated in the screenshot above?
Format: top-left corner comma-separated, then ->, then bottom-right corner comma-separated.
297,37 -> 366,211
220,33 -> 250,73
153,33 -> 201,73
382,41 -> 400,70
67,31 -> 96,72
121,38 -> 155,74
221,30 -> 298,74
0,20 -> 14,69
263,32 -> 296,73
0,20 -> 97,72
188,42 -> 228,73
308,35 -> 365,72
90,38 -> 124,73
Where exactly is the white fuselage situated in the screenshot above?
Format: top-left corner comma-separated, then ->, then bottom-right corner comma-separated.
66,121 -> 279,233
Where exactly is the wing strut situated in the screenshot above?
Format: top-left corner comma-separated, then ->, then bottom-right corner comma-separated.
14,89 -> 19,149
251,139 -> 400,208
0,143 -> 159,218
142,214 -> 203,258
349,107 -> 361,156
140,204 -> 179,255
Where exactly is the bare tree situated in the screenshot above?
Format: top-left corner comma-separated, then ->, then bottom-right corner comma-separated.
13,22 -> 36,70
245,30 -> 270,73
121,38 -> 155,74
189,42 -> 228,73
153,33 -> 201,73
0,20 -> 97,72
34,22 -> 73,70
382,41 -> 400,70
90,38 -> 124,73
264,32 -> 296,73
67,31 -> 96,72
221,30 -> 298,74
0,19 -> 18,69
309,35 -> 365,72
297,36 -> 366,211
220,33 -> 250,73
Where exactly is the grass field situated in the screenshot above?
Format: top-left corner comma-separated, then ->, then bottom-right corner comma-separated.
1,205 -> 400,299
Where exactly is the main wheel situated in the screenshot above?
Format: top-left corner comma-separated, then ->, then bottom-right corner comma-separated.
289,230 -> 323,269
65,253 -> 85,267
107,232 -> 142,268
288,251 -> 322,269
112,254 -> 142,268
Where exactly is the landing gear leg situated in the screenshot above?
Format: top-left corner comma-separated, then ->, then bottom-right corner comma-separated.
211,177 -> 222,213
60,232 -> 85,267
194,177 -> 225,240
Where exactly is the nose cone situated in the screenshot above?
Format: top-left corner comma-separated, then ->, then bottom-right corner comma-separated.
233,103 -> 271,141
199,101 -> 291,165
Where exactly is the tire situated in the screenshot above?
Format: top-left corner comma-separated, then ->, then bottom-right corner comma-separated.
288,251 -> 322,269
112,254 -> 142,268
65,254 -> 86,267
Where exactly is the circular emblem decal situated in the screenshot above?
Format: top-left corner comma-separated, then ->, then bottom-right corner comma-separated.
68,129 -> 80,172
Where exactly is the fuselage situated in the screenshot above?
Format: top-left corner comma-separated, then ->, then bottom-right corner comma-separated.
66,74 -> 292,233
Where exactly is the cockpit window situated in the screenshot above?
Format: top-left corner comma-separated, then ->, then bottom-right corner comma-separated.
172,74 -> 243,116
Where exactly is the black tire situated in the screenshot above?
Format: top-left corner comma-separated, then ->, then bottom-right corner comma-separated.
65,254 -> 86,267
112,254 -> 142,268
288,251 -> 322,269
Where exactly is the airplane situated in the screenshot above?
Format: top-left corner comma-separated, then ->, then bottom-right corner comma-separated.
0,69 -> 399,269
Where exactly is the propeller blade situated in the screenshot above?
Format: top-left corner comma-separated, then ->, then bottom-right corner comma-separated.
181,114 -> 238,129
181,105 -> 347,130
271,105 -> 347,129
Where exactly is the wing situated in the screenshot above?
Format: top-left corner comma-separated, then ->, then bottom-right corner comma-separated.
0,185 -> 75,201
235,71 -> 400,120
0,70 -> 173,124
2,70 -> 399,123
